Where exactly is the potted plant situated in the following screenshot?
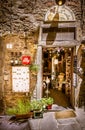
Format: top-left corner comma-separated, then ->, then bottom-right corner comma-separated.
6,99 -> 33,119
30,100 -> 42,111
46,97 -> 54,109
40,97 -> 54,110
30,99 -> 43,118
40,98 -> 48,110
30,64 -> 39,75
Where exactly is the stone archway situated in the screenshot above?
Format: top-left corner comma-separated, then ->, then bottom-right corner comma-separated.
44,5 -> 76,22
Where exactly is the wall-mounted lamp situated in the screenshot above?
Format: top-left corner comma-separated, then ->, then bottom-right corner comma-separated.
55,0 -> 66,6
6,43 -> 13,49
10,52 -> 22,66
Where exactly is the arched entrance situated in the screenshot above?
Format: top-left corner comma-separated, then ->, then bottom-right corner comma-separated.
36,5 -> 81,108
45,5 -> 75,21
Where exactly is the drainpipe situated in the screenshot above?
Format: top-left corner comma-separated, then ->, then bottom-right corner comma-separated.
36,45 -> 43,99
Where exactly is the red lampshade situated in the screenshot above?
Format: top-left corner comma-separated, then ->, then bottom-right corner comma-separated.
22,56 -> 31,65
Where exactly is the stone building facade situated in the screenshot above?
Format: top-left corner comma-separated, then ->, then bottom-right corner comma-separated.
0,0 -> 85,111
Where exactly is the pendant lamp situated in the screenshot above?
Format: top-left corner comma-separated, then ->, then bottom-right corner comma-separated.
55,0 -> 66,6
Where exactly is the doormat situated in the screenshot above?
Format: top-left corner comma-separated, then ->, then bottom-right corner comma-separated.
55,109 -> 76,119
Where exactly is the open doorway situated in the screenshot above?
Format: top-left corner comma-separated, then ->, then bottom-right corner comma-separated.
42,47 -> 73,108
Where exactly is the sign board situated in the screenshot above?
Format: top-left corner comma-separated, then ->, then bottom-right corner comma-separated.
12,66 -> 30,92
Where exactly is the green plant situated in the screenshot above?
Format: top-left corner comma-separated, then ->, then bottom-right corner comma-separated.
30,100 -> 42,111
6,107 -> 17,115
41,98 -> 47,106
40,98 -> 48,110
46,97 -> 54,105
30,64 -> 39,74
6,99 -> 31,115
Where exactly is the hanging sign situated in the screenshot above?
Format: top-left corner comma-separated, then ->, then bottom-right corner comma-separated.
22,56 -> 31,65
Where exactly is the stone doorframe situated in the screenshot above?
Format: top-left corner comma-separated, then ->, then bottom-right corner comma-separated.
36,5 -> 82,99
36,21 -> 81,100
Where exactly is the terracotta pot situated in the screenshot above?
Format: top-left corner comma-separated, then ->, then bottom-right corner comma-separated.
15,112 -> 34,119
46,104 -> 52,109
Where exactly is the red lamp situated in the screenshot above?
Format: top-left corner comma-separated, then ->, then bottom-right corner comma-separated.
22,56 -> 31,65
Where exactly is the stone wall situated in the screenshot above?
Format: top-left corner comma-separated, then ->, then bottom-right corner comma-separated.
0,0 -> 84,35
0,33 -> 38,110
1,33 -> 38,109
0,37 -> 5,113
78,47 -> 85,109
0,0 -> 85,110
0,37 -> 4,98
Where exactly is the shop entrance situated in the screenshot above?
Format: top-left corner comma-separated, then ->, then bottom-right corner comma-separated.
42,47 -> 73,107
36,5 -> 81,108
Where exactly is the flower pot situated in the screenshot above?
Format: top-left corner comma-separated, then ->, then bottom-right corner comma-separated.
46,104 -> 52,110
33,110 -> 43,119
15,112 -> 34,119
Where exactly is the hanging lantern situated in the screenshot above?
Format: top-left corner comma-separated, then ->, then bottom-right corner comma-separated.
55,0 -> 66,6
